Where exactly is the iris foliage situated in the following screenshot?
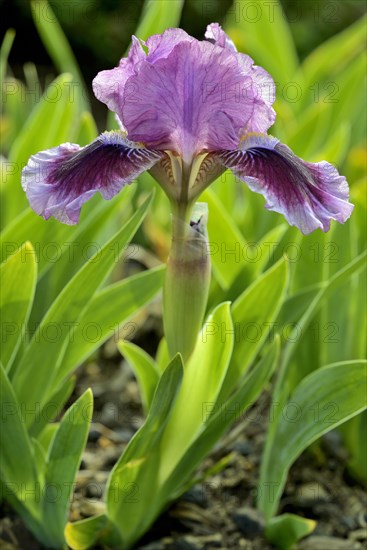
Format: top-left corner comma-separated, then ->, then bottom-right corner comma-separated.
1,1 -> 366,549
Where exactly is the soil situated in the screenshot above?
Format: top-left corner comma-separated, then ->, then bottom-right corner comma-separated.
1,303 -> 366,550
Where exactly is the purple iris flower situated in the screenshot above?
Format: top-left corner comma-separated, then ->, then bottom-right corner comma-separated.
22,23 -> 353,234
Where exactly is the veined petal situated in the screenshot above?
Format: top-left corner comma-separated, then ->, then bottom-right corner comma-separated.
121,38 -> 275,160
22,131 -> 162,224
93,36 -> 145,117
145,28 -> 193,62
205,22 -> 237,52
218,134 -> 354,235
93,29 -> 192,124
93,25 -> 275,161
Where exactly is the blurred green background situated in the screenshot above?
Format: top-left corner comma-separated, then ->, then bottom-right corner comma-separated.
2,0 -> 365,119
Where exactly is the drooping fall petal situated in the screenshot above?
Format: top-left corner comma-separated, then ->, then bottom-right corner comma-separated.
218,134 -> 353,234
22,131 -> 162,224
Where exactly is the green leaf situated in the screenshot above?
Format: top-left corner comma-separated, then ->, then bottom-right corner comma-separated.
299,15 -> 366,99
291,231 -> 327,293
161,338 -> 279,501
159,303 -> 234,483
30,0 -> 88,109
254,223 -> 288,275
273,250 -> 367,413
31,377 -> 76,438
4,73 -> 79,224
65,514 -> 113,550
29,188 -> 135,316
0,207 -> 76,278
0,364 -> 38,503
220,259 -> 288,398
258,360 -> 367,520
155,337 -> 170,373
319,216 -> 365,366
326,55 -> 366,142
341,412 -> 367,483
42,389 -> 93,546
0,242 -> 37,371
9,72 -> 79,166
0,28 -> 15,87
215,222 -> 289,307
286,101 -> 332,160
276,285 -> 321,337
1,76 -> 30,156
60,266 -> 164,383
106,354 -> 183,547
118,341 -> 160,415
12,194 -> 153,427
201,188 -> 248,289
37,424 -> 59,455
265,514 -> 316,550
75,111 -> 98,146
135,0 -> 184,41
225,0 -> 298,86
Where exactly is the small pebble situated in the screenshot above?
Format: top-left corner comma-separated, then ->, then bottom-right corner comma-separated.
182,486 -> 209,508
349,528 -> 367,541
99,402 -> 119,427
231,441 -> 253,456
115,427 -> 135,442
231,506 -> 265,537
79,499 -> 106,517
88,429 -> 102,443
296,482 -> 330,505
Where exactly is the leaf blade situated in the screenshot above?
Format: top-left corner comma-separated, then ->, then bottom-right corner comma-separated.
12,194 -> 153,426
258,361 -> 367,520
42,389 -> 93,546
0,242 -> 37,371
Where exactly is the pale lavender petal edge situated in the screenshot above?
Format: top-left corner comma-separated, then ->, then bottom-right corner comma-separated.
217,134 -> 353,234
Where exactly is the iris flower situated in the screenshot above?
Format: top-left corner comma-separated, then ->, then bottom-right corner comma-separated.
22,23 -> 353,234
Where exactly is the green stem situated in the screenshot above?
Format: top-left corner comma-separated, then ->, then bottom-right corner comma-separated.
163,202 -> 211,363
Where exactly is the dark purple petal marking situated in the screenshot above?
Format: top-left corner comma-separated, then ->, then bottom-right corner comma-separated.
218,134 -> 354,234
22,131 -> 162,224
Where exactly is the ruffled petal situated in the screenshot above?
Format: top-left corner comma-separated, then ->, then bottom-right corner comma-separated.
22,131 -> 162,224
93,30 -> 192,125
237,55 -> 276,134
121,38 -> 275,160
204,22 -> 237,52
145,28 -> 193,62
217,134 -> 354,234
92,36 -> 145,118
93,25 -> 275,160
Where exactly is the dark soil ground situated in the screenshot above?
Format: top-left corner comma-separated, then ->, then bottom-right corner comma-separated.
1,305 -> 366,550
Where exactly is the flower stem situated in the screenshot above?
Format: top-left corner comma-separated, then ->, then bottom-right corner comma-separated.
163,202 -> 211,363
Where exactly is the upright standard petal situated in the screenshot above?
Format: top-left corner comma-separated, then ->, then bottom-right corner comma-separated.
204,23 -> 237,52
93,29 -> 192,126
22,131 -> 162,224
121,38 -> 275,160
93,25 -> 275,160
218,134 -> 354,234
93,36 -> 146,118
145,28 -> 193,63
